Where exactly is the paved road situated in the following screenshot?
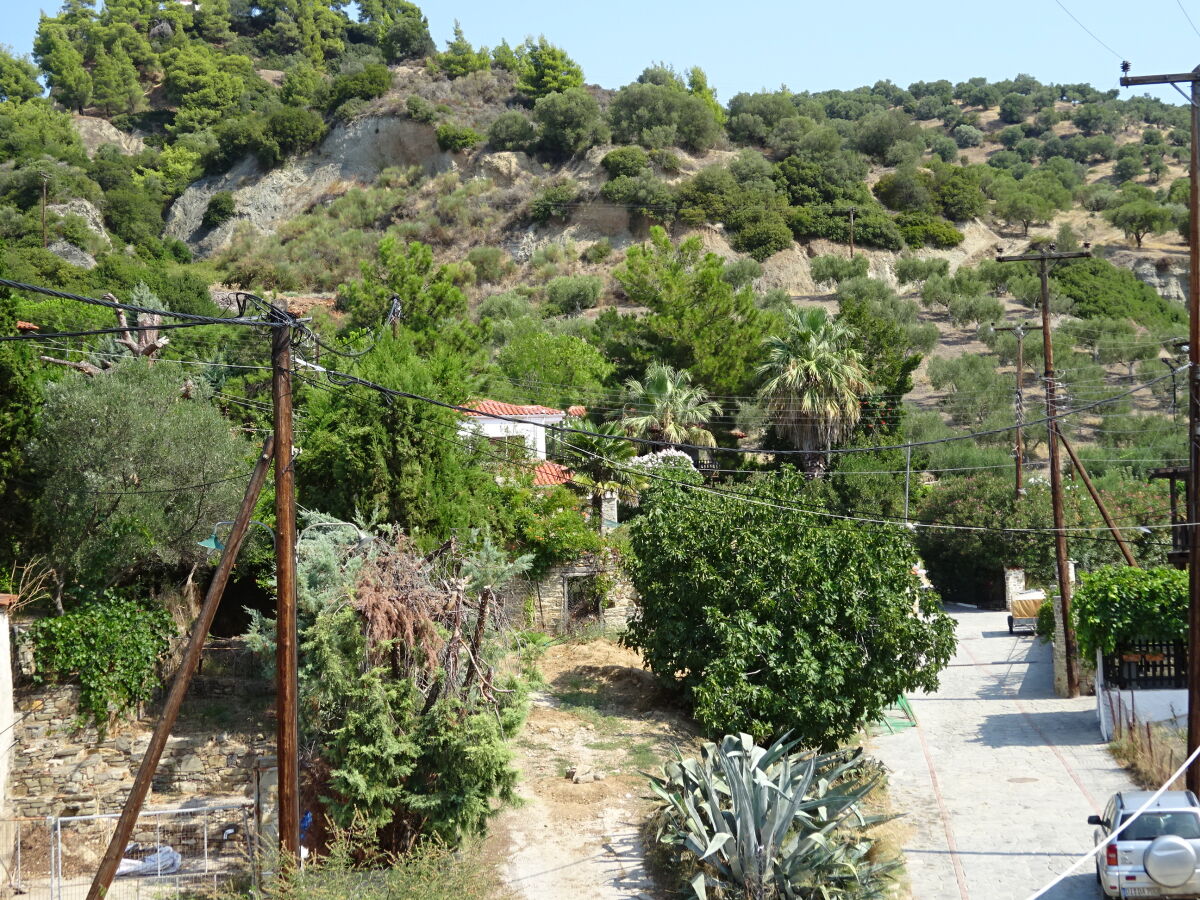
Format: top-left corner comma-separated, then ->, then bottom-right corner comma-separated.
872,605 -> 1134,900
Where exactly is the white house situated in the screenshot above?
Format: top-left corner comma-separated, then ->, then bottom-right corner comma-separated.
459,399 -> 586,461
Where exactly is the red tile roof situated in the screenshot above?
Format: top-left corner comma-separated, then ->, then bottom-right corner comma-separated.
463,399 -> 565,418
567,405 -> 586,417
16,321 -> 38,332
531,460 -> 572,487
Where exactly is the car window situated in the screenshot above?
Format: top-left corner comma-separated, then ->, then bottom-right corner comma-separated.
1119,812 -> 1200,840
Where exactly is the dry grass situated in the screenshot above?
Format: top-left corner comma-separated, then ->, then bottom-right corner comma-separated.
1106,701 -> 1187,791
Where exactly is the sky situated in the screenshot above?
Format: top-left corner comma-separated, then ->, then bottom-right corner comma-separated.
2,0 -> 1199,105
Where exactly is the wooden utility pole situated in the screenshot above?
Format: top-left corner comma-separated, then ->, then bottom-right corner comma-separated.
270,301 -> 301,860
86,436 -> 275,900
845,206 -> 857,258
40,172 -> 49,249
1058,432 -> 1139,567
1121,63 -> 1200,794
997,246 -> 1090,698
994,323 -> 1042,500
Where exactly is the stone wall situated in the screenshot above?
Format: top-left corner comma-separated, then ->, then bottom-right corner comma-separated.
10,681 -> 274,819
502,551 -> 637,633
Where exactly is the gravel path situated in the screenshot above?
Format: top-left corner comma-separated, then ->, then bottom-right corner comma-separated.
872,604 -> 1134,900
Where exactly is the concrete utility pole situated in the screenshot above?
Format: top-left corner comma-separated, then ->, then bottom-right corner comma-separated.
1120,63 -> 1200,794
997,246 -> 1091,698
994,323 -> 1042,501
86,437 -> 275,900
270,301 -> 301,860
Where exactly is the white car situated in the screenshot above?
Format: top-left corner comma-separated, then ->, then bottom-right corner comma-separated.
1091,791 -> 1200,897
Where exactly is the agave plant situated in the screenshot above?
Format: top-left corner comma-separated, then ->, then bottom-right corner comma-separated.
647,733 -> 898,900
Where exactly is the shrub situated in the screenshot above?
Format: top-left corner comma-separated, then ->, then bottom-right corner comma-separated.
600,146 -> 650,179
581,238 -> 613,264
896,211 -> 964,249
486,111 -> 536,151
465,246 -> 510,283
728,214 -> 793,261
435,122 -> 482,153
28,593 -> 174,732
623,468 -> 955,747
1073,566 -> 1186,659
201,190 -> 236,229
952,124 -> 984,148
405,95 -> 438,123
533,88 -> 609,158
545,274 -> 602,314
528,179 -> 578,224
599,173 -> 676,223
787,204 -> 903,251
260,106 -> 328,167
895,254 -> 949,284
328,63 -> 392,110
649,148 -> 682,173
515,36 -> 584,99
608,80 -> 722,152
810,253 -> 868,286
382,8 -> 435,63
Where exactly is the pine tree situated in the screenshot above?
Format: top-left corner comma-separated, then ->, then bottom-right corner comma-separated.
91,47 -> 142,115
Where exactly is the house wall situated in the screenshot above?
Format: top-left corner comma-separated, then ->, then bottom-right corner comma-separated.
500,552 -> 637,633
459,418 -> 552,459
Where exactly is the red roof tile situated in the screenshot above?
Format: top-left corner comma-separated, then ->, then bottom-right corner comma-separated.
463,399 -> 565,418
531,460 -> 572,487
567,405 -> 586,417
16,321 -> 38,332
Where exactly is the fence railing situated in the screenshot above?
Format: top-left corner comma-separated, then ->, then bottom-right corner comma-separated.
1102,640 -> 1187,690
1,802 -> 257,900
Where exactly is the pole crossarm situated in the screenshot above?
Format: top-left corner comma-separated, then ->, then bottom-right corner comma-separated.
1121,73 -> 1200,86
996,251 -> 1092,263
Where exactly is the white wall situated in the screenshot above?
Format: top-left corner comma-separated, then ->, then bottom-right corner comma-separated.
459,417 -> 558,460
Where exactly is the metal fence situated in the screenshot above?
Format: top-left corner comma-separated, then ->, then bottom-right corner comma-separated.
1,802 -> 257,900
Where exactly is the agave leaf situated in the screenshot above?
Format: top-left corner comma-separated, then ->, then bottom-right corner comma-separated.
699,831 -> 733,860
690,871 -> 708,900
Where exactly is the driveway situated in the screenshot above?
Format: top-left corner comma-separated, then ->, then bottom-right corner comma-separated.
872,604 -> 1134,900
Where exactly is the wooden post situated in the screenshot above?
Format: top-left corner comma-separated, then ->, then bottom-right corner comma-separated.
1058,432 -> 1139,567
271,302 -> 301,859
1120,62 -> 1200,796
86,435 -> 275,900
997,248 -> 1091,697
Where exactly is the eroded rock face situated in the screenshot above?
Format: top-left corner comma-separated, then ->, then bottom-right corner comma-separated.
71,115 -> 145,158
1109,249 -> 1189,306
47,199 -> 111,250
48,239 -> 97,270
166,115 -> 453,257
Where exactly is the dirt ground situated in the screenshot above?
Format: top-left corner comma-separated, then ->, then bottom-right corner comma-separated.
486,638 -> 703,900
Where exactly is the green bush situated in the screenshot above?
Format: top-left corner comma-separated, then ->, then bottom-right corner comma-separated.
435,122 -> 482,153
406,95 -> 438,123
729,214 -> 794,260
528,180 -> 578,224
896,211 -> 964,248
200,190 -> 235,229
533,88 -> 609,158
600,146 -> 650,179
465,246 -> 510,283
787,204 -> 903,250
581,238 -> 613,264
599,173 -> 676,223
486,111 -> 537,151
810,254 -> 868,286
328,63 -> 393,110
259,106 -> 328,167
608,79 -> 722,152
623,468 -> 955,747
952,124 -> 984,148
1073,566 -> 1186,659
545,273 -> 602,315
28,593 -> 174,732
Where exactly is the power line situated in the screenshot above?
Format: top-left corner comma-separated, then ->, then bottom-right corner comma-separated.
1178,0 -> 1200,40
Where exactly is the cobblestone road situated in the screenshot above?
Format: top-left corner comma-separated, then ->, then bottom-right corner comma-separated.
872,604 -> 1134,900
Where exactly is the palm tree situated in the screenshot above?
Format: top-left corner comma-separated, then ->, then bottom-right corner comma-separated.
620,363 -> 722,452
757,307 -> 871,475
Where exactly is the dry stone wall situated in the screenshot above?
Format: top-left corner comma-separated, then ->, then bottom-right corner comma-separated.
10,681 -> 273,819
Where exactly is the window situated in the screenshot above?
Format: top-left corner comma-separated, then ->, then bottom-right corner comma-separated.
1119,812 -> 1200,841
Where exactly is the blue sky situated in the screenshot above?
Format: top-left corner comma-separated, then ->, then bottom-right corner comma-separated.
1,0 -> 1197,104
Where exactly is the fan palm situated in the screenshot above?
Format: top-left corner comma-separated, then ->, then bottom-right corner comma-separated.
556,420 -> 646,504
621,363 -> 722,451
757,307 -> 871,475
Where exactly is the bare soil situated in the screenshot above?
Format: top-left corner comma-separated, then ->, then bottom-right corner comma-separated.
486,639 -> 702,900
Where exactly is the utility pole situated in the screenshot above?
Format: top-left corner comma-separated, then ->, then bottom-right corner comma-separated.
994,323 -> 1042,500
270,300 -> 301,860
86,437 -> 275,900
997,246 -> 1091,698
1121,63 -> 1200,794
40,172 -> 49,249
844,206 -> 857,259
